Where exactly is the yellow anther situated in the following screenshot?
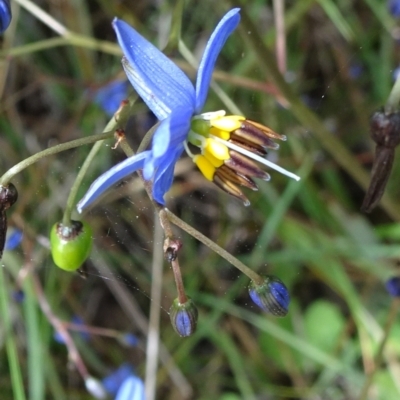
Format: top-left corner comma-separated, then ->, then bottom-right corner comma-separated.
209,126 -> 230,141
203,148 -> 224,168
194,155 -> 216,181
204,138 -> 230,160
210,115 -> 244,131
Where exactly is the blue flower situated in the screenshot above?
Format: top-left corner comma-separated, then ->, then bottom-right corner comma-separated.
0,0 -> 11,34
94,80 -> 129,117
389,0 -> 400,17
4,228 -> 22,250
115,375 -> 145,400
385,277 -> 400,297
77,8 -> 299,212
103,363 -> 135,396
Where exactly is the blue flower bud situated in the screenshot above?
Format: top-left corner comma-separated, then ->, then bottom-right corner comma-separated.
169,297 -> 198,337
248,275 -> 290,316
0,0 -> 11,34
385,277 -> 400,297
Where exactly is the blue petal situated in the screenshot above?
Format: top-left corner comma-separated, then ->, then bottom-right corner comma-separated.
152,145 -> 184,204
115,376 -> 145,400
195,8 -> 241,112
143,107 -> 192,180
0,0 -> 11,34
113,18 -> 195,120
103,364 -> 135,396
77,151 -> 150,213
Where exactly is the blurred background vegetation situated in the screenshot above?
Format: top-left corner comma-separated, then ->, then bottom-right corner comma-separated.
2,0 -> 400,399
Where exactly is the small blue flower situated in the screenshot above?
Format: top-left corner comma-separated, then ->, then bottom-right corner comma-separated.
386,277 -> 400,297
4,228 -> 22,250
77,8 -> 299,212
115,375 -> 145,400
103,363 -> 135,396
12,289 -> 24,302
0,0 -> 11,34
94,80 -> 129,117
389,0 -> 400,17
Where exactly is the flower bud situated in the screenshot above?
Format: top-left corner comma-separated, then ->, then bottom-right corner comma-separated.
50,220 -> 93,272
169,297 -> 198,337
248,275 -> 290,316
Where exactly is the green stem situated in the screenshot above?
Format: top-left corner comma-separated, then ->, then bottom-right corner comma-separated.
357,298 -> 400,400
0,268 -> 26,400
386,76 -> 400,113
0,131 -> 114,186
62,118 -> 126,226
1,35 -> 120,58
164,209 -> 264,285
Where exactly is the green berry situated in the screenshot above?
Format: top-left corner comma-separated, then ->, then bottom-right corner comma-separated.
50,220 -> 92,271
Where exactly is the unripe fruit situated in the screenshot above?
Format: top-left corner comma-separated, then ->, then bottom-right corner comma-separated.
50,220 -> 92,271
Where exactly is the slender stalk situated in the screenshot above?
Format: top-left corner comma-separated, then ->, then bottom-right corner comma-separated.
15,0 -> 69,36
0,131 -> 114,186
62,140 -> 104,226
62,113 -> 128,226
32,273 -> 89,380
0,267 -> 26,400
171,258 -> 187,304
145,214 -> 164,400
164,209 -> 264,285
273,0 -> 287,74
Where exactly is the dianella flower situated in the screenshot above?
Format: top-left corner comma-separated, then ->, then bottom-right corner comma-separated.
77,8 -> 299,213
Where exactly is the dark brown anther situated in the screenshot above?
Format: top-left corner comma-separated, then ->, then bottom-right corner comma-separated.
361,111 -> 400,213
213,174 -> 250,206
225,150 -> 271,181
164,238 -> 182,262
0,183 -> 18,260
246,120 -> 287,141
215,165 -> 258,191
229,139 -> 267,156
231,120 -> 286,151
